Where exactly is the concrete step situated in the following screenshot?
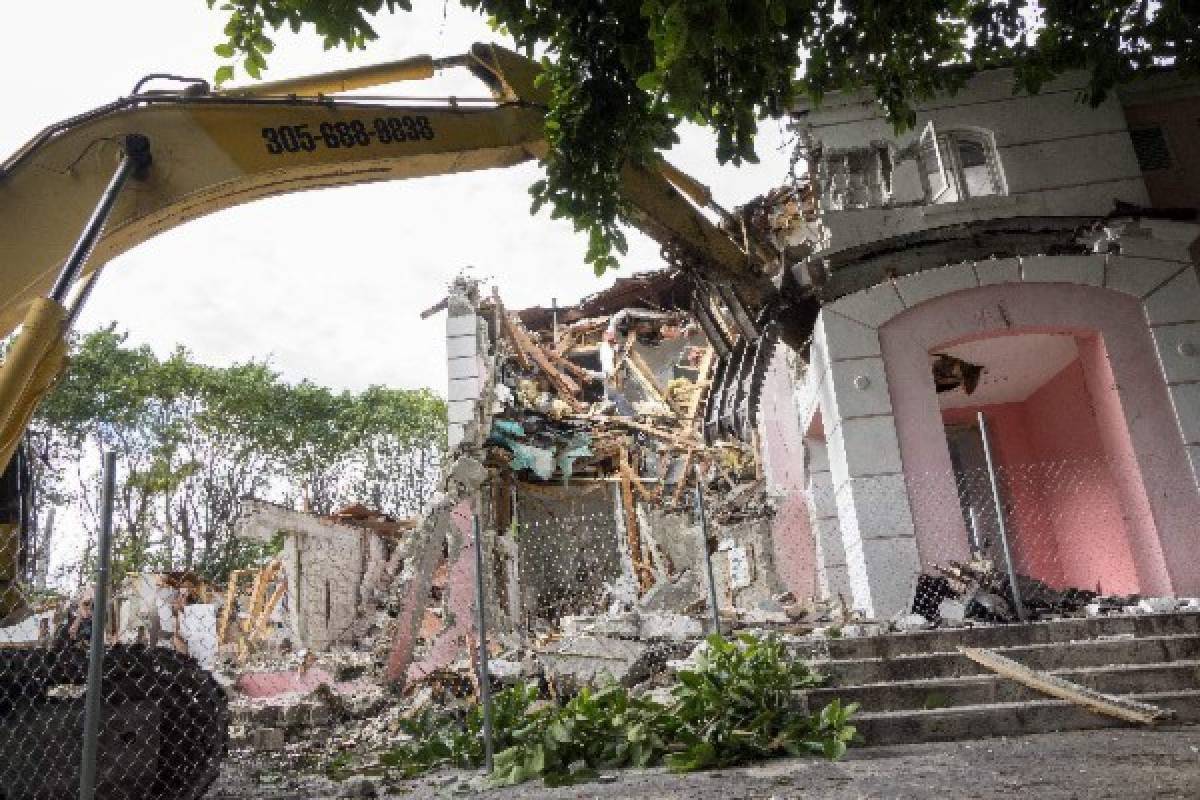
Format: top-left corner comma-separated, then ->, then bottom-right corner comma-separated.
806,660 -> 1200,713
852,689 -> 1200,747
789,611 -> 1200,662
814,633 -> 1200,685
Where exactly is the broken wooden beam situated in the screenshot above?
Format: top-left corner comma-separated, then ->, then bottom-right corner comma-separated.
618,445 -> 653,593
504,312 -> 584,410
959,646 -> 1175,725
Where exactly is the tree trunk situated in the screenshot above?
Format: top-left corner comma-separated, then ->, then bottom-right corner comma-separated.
181,502 -> 195,570
163,490 -> 175,571
35,507 -> 54,590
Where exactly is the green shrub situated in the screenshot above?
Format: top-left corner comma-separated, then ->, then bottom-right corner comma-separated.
663,634 -> 859,771
376,634 -> 858,787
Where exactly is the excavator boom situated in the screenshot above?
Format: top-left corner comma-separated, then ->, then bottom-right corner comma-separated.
0,43 -> 766,343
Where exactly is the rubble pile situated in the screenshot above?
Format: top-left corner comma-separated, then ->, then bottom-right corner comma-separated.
910,558 -> 1190,628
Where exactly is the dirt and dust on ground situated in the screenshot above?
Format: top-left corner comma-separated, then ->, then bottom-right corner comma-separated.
208,727 -> 1200,799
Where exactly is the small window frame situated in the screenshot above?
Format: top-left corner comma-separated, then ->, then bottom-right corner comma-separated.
919,125 -> 1006,204
919,121 -> 953,203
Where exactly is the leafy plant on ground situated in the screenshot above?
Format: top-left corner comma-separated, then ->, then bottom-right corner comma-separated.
489,683 -> 670,787
374,633 -> 858,787
663,634 -> 859,771
379,682 -> 537,777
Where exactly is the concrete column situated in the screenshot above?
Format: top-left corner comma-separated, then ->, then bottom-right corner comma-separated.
813,307 -> 921,619
445,280 -> 485,451
804,438 -> 851,601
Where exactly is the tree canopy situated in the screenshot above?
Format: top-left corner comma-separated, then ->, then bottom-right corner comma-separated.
30,326 -> 446,586
205,0 -> 1199,273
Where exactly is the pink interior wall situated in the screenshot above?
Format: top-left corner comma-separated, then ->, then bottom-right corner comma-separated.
944,357 -> 1141,594
1077,335 -> 1166,593
1022,357 -> 1141,593
880,282 -> 1196,596
386,500 -> 477,685
759,348 -> 818,600
941,403 -> 1066,586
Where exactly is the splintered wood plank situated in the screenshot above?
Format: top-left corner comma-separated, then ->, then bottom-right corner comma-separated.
619,445 -> 653,593
684,345 -> 716,422
492,294 -> 532,371
959,646 -> 1174,725
504,312 -> 584,410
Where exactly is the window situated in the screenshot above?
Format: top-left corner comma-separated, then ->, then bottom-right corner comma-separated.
816,144 -> 894,211
920,123 -> 1004,204
1130,127 -> 1172,171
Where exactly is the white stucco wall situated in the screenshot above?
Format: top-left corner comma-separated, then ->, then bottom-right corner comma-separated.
794,69 -> 1151,258
797,219 -> 1200,618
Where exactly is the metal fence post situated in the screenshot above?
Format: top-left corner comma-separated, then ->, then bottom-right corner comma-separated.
79,451 -> 117,799
977,412 -> 1028,622
471,513 -> 495,773
693,465 -> 722,637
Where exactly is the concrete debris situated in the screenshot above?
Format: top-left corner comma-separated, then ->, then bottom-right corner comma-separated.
206,272 -> 816,788
912,559 -> 1162,628
563,610 -> 703,641
537,635 -> 692,693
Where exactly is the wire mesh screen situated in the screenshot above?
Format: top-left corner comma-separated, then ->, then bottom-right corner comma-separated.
5,429 -> 1189,798
819,451 -> 1182,628
0,545 -> 228,800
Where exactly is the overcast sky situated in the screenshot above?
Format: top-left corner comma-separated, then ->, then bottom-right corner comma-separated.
3,2 -> 796,396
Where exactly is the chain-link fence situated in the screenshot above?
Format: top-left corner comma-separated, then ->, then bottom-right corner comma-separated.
802,440 -> 1188,630
4,426 -> 1190,797
1,453 -> 228,800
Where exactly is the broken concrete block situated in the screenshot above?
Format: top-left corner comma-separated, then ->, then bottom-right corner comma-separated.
250,727 -> 285,751
485,658 -> 525,685
539,636 -> 690,691
449,457 -> 489,489
840,623 -> 886,638
561,613 -> 639,639
638,570 -> 701,613
1139,597 -> 1177,614
638,612 -> 703,641
893,613 -> 931,632
938,598 -> 967,625
740,608 -> 790,625
539,636 -> 649,690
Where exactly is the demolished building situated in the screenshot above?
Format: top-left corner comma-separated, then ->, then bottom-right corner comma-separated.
769,67 -> 1200,620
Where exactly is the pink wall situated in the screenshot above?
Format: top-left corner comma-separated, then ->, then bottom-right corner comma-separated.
759,346 -> 818,601
944,356 -> 1141,594
880,282 -> 1197,595
386,500 -> 478,685
406,505 -> 478,684
1077,335 -> 1166,593
1023,357 -> 1140,593
942,402 -> 1067,586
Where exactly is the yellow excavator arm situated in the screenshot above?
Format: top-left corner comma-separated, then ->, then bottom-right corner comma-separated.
0,42 -> 764,341
0,42 -> 775,619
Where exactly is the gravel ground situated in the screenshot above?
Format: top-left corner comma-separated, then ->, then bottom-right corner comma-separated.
212,726 -> 1200,799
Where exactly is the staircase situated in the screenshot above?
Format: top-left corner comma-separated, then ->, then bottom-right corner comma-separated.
793,612 -> 1200,746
